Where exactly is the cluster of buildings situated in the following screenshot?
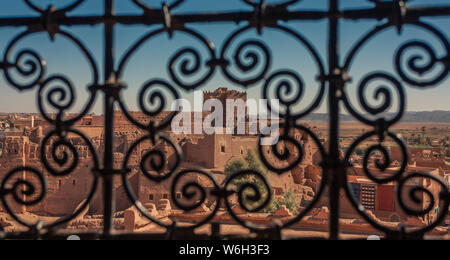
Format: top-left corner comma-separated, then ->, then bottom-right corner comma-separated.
0,88 -> 448,232
346,146 -> 450,224
0,89 -> 322,219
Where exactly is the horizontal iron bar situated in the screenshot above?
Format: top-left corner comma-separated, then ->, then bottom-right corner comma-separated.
0,231 -> 447,240
343,6 -> 450,20
0,5 -> 449,27
0,11 -> 325,27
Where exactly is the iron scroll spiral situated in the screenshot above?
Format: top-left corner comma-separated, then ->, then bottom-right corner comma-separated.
223,170 -> 273,231
167,34 -> 217,91
345,131 -> 408,184
394,22 -> 450,88
121,133 -> 187,228
219,26 -> 272,88
171,169 -> 221,229
0,167 -> 47,229
396,172 -> 449,236
344,21 -> 450,89
342,72 -> 405,127
2,31 -> 46,91
118,79 -> 180,132
258,123 -> 325,174
117,27 -> 217,92
123,134 -> 182,183
261,24 -> 325,119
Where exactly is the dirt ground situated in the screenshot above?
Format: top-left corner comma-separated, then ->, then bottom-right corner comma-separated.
307,121 -> 450,150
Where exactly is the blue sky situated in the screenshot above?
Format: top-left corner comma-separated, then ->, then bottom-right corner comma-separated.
0,0 -> 449,116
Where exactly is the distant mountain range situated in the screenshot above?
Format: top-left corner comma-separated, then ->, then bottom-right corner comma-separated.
1,110 -> 450,123
303,111 -> 450,123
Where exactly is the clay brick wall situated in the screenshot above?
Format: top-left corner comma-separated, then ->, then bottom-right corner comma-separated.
0,91 -> 328,218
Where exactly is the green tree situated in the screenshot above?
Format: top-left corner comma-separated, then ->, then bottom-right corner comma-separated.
279,189 -> 300,215
225,151 -> 272,212
224,158 -> 268,211
245,149 -> 268,177
224,159 -> 248,177
262,196 -> 280,214
262,189 -> 300,215
224,151 -> 301,214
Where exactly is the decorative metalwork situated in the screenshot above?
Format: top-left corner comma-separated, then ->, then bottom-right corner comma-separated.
0,0 -> 448,240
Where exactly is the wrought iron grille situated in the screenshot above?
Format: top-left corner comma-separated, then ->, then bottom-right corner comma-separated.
0,0 -> 449,240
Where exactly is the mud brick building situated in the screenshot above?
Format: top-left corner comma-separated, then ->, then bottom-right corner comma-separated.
0,88 -> 323,218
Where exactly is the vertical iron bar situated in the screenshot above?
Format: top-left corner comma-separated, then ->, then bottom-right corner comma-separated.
103,0 -> 115,237
328,0 -> 341,240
